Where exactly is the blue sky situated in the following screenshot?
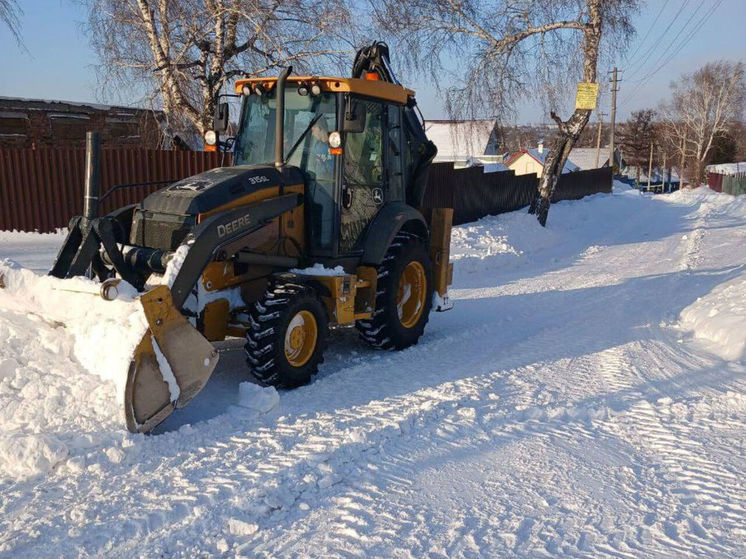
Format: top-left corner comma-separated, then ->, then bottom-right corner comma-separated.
1,0 -> 744,124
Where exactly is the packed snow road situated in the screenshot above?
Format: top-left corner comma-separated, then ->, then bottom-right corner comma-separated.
1,188 -> 745,558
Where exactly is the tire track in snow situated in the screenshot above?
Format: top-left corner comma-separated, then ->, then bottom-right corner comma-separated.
613,397 -> 745,558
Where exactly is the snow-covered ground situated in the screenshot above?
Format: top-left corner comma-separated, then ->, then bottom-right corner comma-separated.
1,188 -> 745,558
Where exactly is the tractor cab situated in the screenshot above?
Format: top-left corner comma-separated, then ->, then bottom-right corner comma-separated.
207,74 -> 433,261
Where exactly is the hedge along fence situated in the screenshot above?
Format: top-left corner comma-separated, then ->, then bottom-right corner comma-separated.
422,163 -> 613,225
0,148 -> 231,232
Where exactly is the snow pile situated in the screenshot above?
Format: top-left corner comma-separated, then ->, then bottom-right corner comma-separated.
0,261 -> 148,480
235,382 -> 279,413
679,276 -> 746,361
0,433 -> 69,481
612,178 -> 636,193
0,260 -> 147,398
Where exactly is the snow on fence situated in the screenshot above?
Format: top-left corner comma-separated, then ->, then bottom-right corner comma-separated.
423,163 -> 612,225
0,147 -> 231,232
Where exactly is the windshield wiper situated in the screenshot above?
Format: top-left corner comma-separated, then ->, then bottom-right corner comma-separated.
284,113 -> 324,164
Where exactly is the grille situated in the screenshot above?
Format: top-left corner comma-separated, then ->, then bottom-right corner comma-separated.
129,209 -> 195,251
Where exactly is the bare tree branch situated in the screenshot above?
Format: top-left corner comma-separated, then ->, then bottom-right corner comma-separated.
661,61 -> 745,186
85,0 -> 356,139
371,0 -> 638,225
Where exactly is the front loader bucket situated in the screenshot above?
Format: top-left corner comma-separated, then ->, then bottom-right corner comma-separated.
125,285 -> 219,433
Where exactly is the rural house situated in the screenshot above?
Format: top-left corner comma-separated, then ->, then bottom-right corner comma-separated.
505,142 -> 579,177
425,119 -> 503,167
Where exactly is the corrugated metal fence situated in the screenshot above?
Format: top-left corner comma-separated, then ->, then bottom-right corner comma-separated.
0,148 -> 230,232
423,163 -> 612,225
1,149 -> 612,232
708,171 -> 746,195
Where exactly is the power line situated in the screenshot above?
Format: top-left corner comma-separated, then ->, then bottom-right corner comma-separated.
623,0 -> 691,77
626,0 -> 708,86
623,0 -> 672,68
633,0 -> 724,85
618,0 -> 723,110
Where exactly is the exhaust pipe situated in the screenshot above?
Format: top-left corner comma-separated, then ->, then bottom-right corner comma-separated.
275,66 -> 293,168
84,131 -> 101,220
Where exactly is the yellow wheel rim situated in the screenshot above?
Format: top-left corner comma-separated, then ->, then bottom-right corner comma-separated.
397,261 -> 426,329
284,310 -> 318,367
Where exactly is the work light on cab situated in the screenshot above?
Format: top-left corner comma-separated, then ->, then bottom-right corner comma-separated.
204,130 -> 217,146
328,131 -> 342,148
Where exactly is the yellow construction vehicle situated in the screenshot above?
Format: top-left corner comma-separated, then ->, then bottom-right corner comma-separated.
47,42 -> 453,433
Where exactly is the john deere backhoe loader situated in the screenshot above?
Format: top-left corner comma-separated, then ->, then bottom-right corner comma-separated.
46,42 -> 453,433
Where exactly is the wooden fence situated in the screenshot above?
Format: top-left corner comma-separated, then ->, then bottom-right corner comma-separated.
0,148 -> 230,232
422,163 -> 612,225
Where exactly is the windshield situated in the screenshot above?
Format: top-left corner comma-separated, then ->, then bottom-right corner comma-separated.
233,88 -> 337,172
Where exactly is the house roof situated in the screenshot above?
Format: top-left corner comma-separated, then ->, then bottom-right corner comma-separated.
505,148 -> 579,174
424,120 -> 498,160
706,162 -> 746,176
568,147 -> 610,170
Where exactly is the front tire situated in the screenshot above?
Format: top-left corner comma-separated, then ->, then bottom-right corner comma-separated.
245,281 -> 328,388
356,233 -> 433,350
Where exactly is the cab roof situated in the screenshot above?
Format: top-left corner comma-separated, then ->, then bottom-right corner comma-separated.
234,76 -> 415,106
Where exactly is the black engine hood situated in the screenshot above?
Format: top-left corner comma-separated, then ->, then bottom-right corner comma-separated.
140,164 -> 304,216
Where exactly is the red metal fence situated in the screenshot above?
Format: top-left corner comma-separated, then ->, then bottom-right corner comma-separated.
0,148 -> 231,232
707,172 -> 723,192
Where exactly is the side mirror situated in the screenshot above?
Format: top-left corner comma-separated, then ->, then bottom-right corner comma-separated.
342,98 -> 366,133
214,102 -> 229,133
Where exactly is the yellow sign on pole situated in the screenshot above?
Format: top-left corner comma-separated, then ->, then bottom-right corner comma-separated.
575,82 -> 599,110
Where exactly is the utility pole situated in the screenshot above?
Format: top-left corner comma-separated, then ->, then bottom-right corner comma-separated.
609,67 -> 620,173
595,111 -> 606,168
647,141 -> 654,191
679,131 -> 687,188
662,150 -> 667,193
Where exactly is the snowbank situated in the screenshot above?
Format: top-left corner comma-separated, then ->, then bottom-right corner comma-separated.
679,275 -> 746,361
0,261 -> 148,480
0,260 -> 147,398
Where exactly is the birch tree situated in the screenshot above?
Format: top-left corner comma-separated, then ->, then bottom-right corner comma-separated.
371,0 -> 636,225
85,0 -> 353,137
661,61 -> 745,187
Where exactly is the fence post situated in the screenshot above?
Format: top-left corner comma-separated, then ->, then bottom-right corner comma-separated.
83,131 -> 101,220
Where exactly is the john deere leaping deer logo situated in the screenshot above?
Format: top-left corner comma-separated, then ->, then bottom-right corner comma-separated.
372,187 -> 384,205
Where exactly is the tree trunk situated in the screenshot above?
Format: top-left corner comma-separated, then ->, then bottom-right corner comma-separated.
529,0 -> 601,226
529,110 -> 591,225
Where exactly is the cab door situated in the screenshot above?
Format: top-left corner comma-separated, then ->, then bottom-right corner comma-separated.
340,99 -> 386,253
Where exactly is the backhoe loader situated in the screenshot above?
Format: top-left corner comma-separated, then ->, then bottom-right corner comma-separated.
45,42 -> 454,433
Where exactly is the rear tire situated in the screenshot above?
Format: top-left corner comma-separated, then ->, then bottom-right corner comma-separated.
356,232 -> 433,350
245,280 -> 328,388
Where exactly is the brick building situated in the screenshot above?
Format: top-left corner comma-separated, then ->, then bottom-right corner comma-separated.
0,97 -> 195,149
